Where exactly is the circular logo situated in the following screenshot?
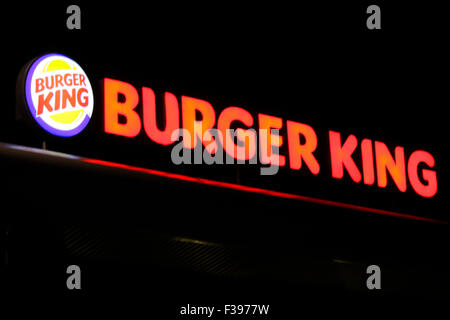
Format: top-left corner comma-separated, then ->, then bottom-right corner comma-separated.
25,53 -> 94,137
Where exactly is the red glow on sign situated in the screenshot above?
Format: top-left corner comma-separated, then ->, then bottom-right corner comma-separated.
258,114 -> 285,167
37,88 -> 89,116
217,106 -> 256,160
102,77 -> 439,199
361,139 -> 375,185
375,142 -> 407,192
181,96 -> 217,153
82,157 -> 446,225
407,150 -> 437,198
104,78 -> 141,137
329,131 -> 361,182
287,120 -> 320,174
142,88 -> 179,145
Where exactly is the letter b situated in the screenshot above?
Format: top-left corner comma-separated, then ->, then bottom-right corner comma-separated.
104,78 -> 141,137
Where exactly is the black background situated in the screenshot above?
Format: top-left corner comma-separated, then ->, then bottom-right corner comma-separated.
2,1 -> 449,317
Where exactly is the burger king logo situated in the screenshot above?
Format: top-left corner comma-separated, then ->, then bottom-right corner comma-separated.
24,53 -> 94,137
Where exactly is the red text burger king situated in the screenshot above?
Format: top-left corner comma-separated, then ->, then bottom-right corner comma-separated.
102,78 -> 437,198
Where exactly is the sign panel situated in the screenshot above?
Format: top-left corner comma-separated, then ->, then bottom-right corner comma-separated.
14,53 -> 442,223
24,53 -> 94,137
102,77 -> 438,198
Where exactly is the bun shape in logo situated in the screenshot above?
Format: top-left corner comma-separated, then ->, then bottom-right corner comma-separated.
25,53 -> 94,137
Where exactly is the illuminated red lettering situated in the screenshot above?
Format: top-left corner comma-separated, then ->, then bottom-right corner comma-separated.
77,88 -> 89,107
104,78 -> 141,137
217,106 -> 256,161
54,90 -> 61,111
79,74 -> 86,86
98,77 -> 440,199
287,120 -> 320,174
375,141 -> 407,192
361,139 -> 375,185
37,92 -> 53,115
181,96 -> 217,153
55,74 -> 63,88
36,78 -> 44,93
329,131 -> 361,183
62,88 -> 76,109
258,114 -> 285,167
73,74 -> 79,86
45,76 -> 54,90
407,150 -> 437,197
64,73 -> 73,86
142,87 -> 180,145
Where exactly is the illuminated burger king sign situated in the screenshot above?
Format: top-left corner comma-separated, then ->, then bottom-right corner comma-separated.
24,53 -> 93,137
17,53 -> 438,200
